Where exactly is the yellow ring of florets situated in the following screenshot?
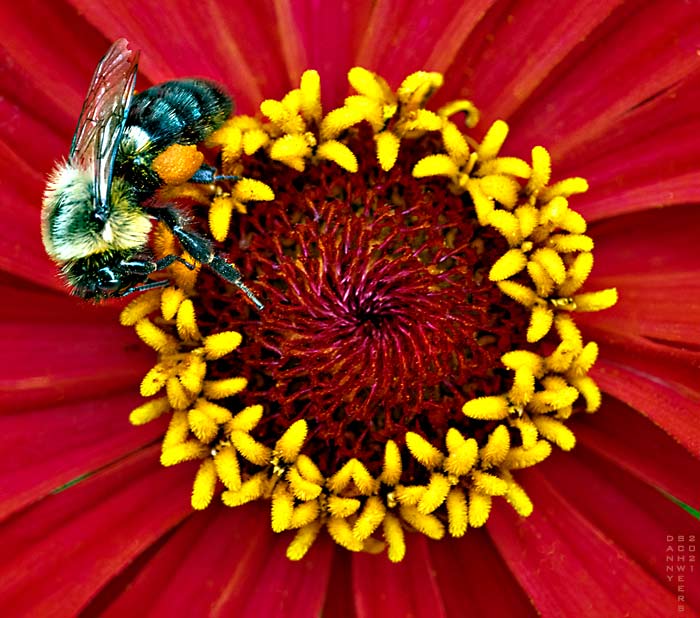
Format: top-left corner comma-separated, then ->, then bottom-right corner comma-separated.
120,68 -> 617,562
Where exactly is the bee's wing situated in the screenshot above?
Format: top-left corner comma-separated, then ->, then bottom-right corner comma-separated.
69,38 -> 139,219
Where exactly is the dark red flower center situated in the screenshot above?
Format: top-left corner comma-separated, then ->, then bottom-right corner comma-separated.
194,131 -> 530,476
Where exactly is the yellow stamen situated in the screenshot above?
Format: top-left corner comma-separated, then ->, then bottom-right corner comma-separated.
413,153 -> 459,179
504,475 -> 533,516
443,434 -> 478,476
471,471 -> 508,496
221,473 -> 268,507
214,446 -> 242,491
129,397 -> 170,425
290,500 -> 321,529
405,432 -> 444,469
540,177 -> 589,202
479,425 -> 511,467
120,290 -> 162,326
327,516 -> 364,551
527,304 -> 554,343
503,440 -> 552,469
417,473 -> 451,514
477,120 -> 509,161
295,454 -> 325,485
467,490 -> 491,527
569,375 -> 602,412
462,396 -> 509,420
327,495 -> 361,518
399,505 -> 445,540
209,195 -> 235,243
274,419 -> 308,463
202,331 -> 243,360
166,375 -> 195,410
381,440 -> 403,485
526,146 -> 551,194
299,70 -> 322,122
353,496 -> 387,541
228,404 -> 263,432
532,416 -> 576,451
135,318 -> 178,353
573,288 -> 619,312
446,488 -> 468,537
160,286 -> 186,321
287,467 -> 322,500
176,299 -> 202,342
441,121 -> 470,164
479,175 -> 520,209
163,410 -> 189,449
188,406 -> 219,443
177,354 -> 207,394
489,248 -> 527,281
383,514 -> 406,562
375,131 -> 401,171
271,483 -> 295,532
316,140 -> 359,172
191,459 -> 217,510
438,99 -> 480,128
327,459 -> 357,494
202,376 -> 248,399
161,440 -> 207,466
229,430 -> 272,465
510,417 -> 539,450
287,520 -> 323,561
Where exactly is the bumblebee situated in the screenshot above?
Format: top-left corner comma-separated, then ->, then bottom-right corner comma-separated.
41,38 -> 263,309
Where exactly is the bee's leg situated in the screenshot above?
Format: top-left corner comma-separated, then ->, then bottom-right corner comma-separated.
152,206 -> 264,310
153,255 -> 196,271
189,163 -> 240,184
118,279 -> 171,297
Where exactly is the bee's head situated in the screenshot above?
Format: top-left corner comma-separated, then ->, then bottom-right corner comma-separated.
62,250 -> 147,300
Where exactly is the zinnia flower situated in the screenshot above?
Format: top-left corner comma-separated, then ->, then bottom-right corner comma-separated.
1,1 -> 699,616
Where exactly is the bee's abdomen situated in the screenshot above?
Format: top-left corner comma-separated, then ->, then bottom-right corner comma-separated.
127,79 -> 233,151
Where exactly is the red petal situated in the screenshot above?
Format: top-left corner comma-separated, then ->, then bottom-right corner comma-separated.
575,397 -> 700,509
0,447 -> 192,616
273,0 -> 375,106
0,391 -> 167,521
0,320 -> 152,412
67,0 -> 291,112
0,276 -> 117,323
0,143 -> 60,290
581,272 -> 700,346
322,549 -> 357,618
221,528 -> 333,617
582,326 -> 700,394
356,0 -> 495,85
559,72 -> 700,221
505,1 -> 700,161
430,530 -> 536,617
587,203 -> 700,276
96,502 -> 331,617
592,360 -> 700,458
352,534 -> 446,618
488,469 -> 684,616
437,0 -> 621,124
0,2 -> 108,159
537,448 -> 700,609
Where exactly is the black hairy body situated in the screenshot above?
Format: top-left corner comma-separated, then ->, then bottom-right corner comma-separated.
117,80 -> 232,201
